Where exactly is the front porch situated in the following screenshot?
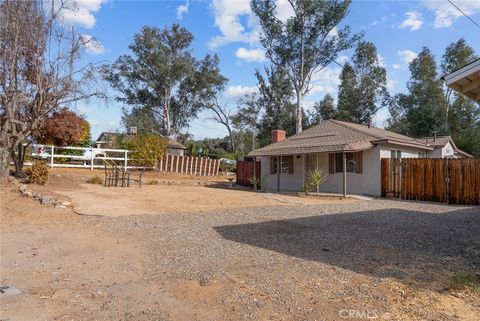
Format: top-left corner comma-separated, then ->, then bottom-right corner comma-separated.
260,148 -> 381,196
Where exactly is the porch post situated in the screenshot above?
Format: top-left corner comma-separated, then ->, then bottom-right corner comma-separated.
343,152 -> 347,197
253,157 -> 257,191
277,156 -> 280,192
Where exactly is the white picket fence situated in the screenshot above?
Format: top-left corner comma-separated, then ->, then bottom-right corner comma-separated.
158,154 -> 220,176
29,145 -> 220,176
31,145 -> 133,170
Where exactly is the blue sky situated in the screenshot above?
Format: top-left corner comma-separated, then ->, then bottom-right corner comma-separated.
66,0 -> 480,140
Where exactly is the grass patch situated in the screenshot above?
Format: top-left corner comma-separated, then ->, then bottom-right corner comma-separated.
86,175 -> 103,185
148,180 -> 159,185
451,272 -> 480,294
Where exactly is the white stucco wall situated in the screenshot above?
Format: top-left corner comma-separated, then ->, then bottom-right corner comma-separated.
261,155 -> 305,192
261,143 -> 428,196
168,148 -> 185,156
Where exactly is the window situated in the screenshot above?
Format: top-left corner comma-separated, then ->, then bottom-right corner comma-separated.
330,152 -> 362,173
271,156 -> 293,174
418,151 -> 426,158
391,150 -> 401,159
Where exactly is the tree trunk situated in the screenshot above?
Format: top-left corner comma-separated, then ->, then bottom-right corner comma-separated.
227,127 -> 235,153
296,90 -> 303,133
0,147 -> 11,179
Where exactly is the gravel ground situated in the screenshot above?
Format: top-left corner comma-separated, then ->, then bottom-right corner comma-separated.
1,185 -> 479,321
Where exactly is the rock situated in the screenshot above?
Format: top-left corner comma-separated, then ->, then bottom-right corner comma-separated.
23,191 -> 34,198
55,205 -> 67,209
61,201 -> 71,207
8,176 -> 18,184
40,195 -> 55,206
18,184 -> 28,193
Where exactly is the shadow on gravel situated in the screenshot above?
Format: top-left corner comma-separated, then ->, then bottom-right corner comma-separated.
214,207 -> 480,286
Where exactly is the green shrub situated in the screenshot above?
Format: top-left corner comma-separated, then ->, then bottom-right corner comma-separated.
25,160 -> 50,185
220,162 -> 235,173
125,134 -> 167,167
86,175 -> 103,185
306,169 -> 328,196
451,272 -> 480,294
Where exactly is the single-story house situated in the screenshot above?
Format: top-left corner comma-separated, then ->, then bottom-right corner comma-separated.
95,131 -> 187,156
247,119 -> 469,197
415,135 -> 472,158
444,58 -> 480,103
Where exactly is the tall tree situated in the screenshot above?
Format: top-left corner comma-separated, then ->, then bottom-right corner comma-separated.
104,25 -> 226,137
231,93 -> 262,155
308,93 -> 336,126
255,66 -> 296,147
121,106 -> 163,134
387,47 -> 447,138
441,39 -> 479,156
336,41 -> 389,125
0,0 -> 104,177
251,0 -> 361,133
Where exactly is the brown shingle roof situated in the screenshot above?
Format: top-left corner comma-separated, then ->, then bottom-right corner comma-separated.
248,119 -> 431,157
414,135 -> 452,147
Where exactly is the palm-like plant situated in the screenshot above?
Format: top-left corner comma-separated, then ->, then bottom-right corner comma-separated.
307,169 -> 328,196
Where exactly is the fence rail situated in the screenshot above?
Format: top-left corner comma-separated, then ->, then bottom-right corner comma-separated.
381,158 -> 480,205
157,154 -> 220,176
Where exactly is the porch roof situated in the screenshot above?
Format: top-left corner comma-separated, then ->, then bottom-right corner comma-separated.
444,58 -> 480,103
248,119 -> 431,157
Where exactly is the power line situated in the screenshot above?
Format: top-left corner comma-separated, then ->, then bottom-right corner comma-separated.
448,0 -> 480,31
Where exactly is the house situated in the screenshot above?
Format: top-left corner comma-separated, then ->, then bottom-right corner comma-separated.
95,132 -> 187,156
248,119 -> 468,197
415,136 -> 472,158
444,58 -> 480,103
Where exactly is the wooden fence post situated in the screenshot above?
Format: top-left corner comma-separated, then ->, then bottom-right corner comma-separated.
124,151 -> 128,171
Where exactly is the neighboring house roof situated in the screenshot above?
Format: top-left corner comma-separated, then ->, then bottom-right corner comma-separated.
415,135 -> 473,158
444,58 -> 480,103
248,119 -> 432,157
95,132 -> 187,150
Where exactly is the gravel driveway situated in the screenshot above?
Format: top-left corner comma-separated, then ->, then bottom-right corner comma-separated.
2,189 -> 479,321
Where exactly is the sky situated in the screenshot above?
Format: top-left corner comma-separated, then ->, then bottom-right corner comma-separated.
65,0 -> 480,141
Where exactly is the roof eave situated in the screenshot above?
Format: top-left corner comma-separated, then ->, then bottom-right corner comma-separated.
372,139 -> 434,150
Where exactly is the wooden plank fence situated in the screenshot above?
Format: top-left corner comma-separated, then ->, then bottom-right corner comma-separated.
157,154 -> 220,176
381,158 -> 480,205
236,160 -> 261,186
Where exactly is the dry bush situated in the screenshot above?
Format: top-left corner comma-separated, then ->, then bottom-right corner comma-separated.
25,160 -> 49,185
86,175 -> 103,185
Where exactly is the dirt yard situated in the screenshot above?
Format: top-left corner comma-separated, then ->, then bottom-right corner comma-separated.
1,168 -> 479,320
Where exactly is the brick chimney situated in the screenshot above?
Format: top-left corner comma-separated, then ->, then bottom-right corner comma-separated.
271,129 -> 286,143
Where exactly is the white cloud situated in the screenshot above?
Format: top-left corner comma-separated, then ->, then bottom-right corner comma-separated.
80,34 -> 105,55
275,0 -> 295,22
398,49 -> 418,65
392,64 -> 401,69
398,11 -> 423,31
225,85 -> 258,100
235,47 -> 266,62
59,0 -> 107,29
423,0 -> 480,28
208,0 -> 295,48
308,67 -> 342,96
377,54 -> 385,67
209,0 -> 258,48
386,79 -> 397,90
177,1 -> 189,20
